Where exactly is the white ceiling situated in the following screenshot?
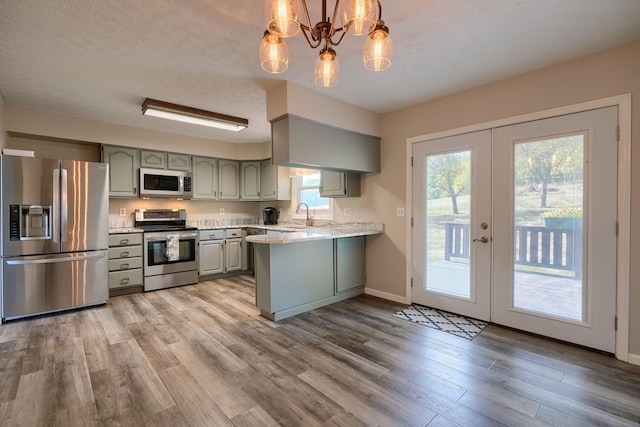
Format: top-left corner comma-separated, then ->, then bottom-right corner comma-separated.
1,0 -> 639,144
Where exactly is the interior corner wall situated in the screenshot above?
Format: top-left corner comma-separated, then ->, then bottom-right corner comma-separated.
0,93 -> 7,149
366,40 -> 640,352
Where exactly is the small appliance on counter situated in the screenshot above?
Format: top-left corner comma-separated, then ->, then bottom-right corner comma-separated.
263,207 -> 278,225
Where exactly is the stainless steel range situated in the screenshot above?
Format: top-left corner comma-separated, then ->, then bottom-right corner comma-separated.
135,209 -> 198,291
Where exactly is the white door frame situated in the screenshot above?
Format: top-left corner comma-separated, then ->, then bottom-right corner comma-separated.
405,94 -> 631,362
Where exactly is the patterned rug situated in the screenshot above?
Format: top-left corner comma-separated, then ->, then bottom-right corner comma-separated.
394,305 -> 488,340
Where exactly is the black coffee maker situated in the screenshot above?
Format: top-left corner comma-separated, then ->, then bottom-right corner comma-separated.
263,207 -> 278,225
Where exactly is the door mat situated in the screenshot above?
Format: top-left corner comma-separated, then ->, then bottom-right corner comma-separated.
394,305 -> 488,340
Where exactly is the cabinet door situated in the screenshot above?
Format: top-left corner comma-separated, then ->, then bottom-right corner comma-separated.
260,159 -> 277,200
192,156 -> 218,200
241,161 -> 261,201
102,145 -> 139,198
320,170 -> 346,197
168,154 -> 191,171
225,238 -> 243,272
199,240 -> 224,275
218,160 -> 240,200
336,236 -> 365,293
140,150 -> 167,169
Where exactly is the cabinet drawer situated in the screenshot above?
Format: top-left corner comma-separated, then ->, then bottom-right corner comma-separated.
199,229 -> 225,241
108,257 -> 143,272
108,269 -> 143,289
109,246 -> 143,259
225,228 -> 242,238
109,233 -> 142,247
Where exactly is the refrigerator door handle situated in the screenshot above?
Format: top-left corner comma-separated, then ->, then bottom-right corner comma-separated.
60,168 -> 68,242
52,168 -> 60,243
6,251 -> 106,265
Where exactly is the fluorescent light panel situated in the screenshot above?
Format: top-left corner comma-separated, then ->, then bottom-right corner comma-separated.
142,98 -> 248,132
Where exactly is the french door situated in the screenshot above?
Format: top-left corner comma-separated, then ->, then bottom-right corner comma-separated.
412,107 -> 618,352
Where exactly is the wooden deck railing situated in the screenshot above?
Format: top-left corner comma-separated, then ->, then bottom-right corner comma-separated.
444,222 -> 582,278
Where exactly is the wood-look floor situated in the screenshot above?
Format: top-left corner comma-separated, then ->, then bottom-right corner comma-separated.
1,276 -> 640,426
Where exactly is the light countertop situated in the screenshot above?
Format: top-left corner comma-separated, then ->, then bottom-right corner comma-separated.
109,227 -> 144,234
245,223 -> 384,244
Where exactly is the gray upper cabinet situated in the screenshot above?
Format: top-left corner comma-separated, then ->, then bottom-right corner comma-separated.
168,153 -> 191,171
140,150 -> 166,169
192,156 -> 218,200
241,161 -> 261,201
101,145 -> 139,198
320,170 -> 361,198
218,159 -> 240,200
271,114 -> 380,173
261,159 -> 291,201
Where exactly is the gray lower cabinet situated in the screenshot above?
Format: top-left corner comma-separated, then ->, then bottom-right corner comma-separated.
218,160 -> 240,200
320,170 -> 361,197
199,230 -> 225,275
101,145 -> 139,198
335,236 -> 365,293
255,236 -> 366,321
198,229 -> 246,276
192,156 -> 218,200
108,233 -> 143,292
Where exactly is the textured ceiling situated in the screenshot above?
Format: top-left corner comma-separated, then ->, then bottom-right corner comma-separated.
1,0 -> 639,144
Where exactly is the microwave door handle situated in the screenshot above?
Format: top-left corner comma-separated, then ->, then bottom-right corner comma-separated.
52,168 -> 59,243
60,168 -> 68,242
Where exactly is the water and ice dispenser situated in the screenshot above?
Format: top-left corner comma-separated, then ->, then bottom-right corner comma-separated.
9,204 -> 51,240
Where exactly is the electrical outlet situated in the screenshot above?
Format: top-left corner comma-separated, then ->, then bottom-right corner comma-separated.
219,208 -> 225,215
343,208 -> 351,216
119,208 -> 126,217
397,207 -> 405,217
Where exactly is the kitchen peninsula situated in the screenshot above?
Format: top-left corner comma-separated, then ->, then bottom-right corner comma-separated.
246,223 -> 383,321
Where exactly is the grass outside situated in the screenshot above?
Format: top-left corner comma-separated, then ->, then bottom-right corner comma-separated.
425,182 -> 583,268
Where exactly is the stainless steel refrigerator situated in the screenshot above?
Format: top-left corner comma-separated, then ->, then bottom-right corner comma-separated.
1,155 -> 109,321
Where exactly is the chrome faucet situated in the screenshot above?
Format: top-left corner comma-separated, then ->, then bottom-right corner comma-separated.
295,202 -> 312,226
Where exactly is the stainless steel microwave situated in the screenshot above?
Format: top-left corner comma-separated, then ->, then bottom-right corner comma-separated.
139,168 -> 193,199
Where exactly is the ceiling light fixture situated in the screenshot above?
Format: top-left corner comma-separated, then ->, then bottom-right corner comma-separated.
260,0 -> 392,87
141,98 -> 248,132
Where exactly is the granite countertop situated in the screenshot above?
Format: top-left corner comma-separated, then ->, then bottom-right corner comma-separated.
109,227 -> 144,234
245,223 -> 384,244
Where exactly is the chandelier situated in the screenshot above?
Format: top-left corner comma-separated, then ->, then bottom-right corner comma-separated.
259,0 -> 393,87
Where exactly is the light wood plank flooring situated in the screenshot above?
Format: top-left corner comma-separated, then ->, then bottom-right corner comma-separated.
1,275 -> 639,426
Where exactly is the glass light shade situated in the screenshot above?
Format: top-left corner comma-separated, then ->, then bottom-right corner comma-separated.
260,32 -> 289,73
314,49 -> 339,87
264,0 -> 300,37
342,0 -> 378,36
363,25 -> 392,71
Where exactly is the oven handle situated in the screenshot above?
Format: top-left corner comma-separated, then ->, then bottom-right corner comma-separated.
144,231 -> 198,241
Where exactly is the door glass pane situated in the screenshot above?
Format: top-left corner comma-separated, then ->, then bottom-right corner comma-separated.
425,150 -> 471,298
513,133 -> 585,321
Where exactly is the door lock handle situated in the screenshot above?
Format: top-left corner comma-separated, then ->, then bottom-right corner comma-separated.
473,236 -> 489,243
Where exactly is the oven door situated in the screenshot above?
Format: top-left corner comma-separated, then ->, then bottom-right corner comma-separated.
143,231 -> 197,276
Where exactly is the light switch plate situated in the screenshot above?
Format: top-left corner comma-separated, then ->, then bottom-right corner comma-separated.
397,207 -> 405,217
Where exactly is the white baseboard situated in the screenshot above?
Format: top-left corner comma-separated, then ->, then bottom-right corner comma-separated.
628,353 -> 640,366
364,288 -> 408,304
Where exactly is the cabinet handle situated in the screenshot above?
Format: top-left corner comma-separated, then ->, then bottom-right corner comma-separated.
120,263 -> 130,269
120,251 -> 129,257
120,239 -> 129,244
120,277 -> 130,284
